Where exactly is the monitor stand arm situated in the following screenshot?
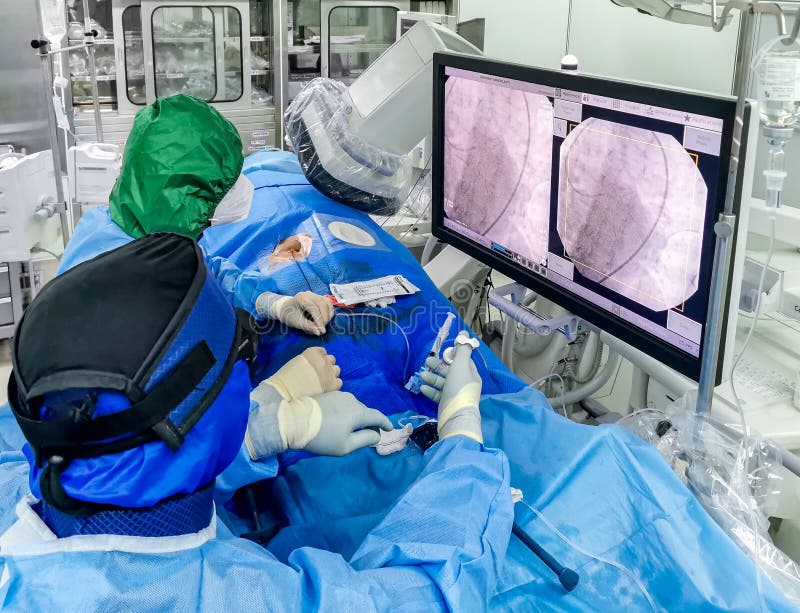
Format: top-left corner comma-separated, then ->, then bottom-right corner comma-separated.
488,282 -> 581,340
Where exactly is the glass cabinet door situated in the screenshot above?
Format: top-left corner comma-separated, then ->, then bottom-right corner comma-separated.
328,6 -> 398,85
150,6 -> 244,103
219,7 -> 244,102
287,0 -> 321,101
250,0 -> 274,106
68,0 -> 117,108
123,6 -> 146,105
151,6 -> 217,100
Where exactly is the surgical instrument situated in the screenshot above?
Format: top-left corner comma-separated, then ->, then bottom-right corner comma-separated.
512,522 -> 580,592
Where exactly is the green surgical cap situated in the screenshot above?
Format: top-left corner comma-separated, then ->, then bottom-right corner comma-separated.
110,95 -> 244,239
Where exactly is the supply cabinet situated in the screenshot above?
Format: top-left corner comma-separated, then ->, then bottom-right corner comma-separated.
69,0 -> 286,152
0,263 -> 24,340
66,0 -> 459,146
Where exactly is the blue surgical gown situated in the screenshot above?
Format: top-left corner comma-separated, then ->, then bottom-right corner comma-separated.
57,150 -> 308,274
0,430 -> 512,612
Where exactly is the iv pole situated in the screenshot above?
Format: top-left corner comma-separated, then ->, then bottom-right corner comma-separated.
695,0 -> 797,415
80,0 -> 105,143
31,0 -> 107,247
32,0 -> 72,245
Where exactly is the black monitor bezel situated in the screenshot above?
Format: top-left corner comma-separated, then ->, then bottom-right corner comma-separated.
431,51 -> 742,383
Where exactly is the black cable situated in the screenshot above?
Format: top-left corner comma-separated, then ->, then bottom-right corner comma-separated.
565,0 -> 574,56
245,486 -> 262,532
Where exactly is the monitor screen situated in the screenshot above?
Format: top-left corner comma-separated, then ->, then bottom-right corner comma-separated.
431,53 -> 742,381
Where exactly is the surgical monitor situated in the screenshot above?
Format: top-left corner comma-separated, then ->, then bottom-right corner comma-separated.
431,53 -> 744,381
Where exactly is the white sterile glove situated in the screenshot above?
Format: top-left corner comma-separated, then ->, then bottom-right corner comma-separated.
420,336 -> 484,444
259,347 -> 342,401
255,290 -> 334,336
245,391 -> 393,459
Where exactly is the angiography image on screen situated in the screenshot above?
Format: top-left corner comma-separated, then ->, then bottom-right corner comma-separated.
435,59 -> 736,373
443,75 -> 554,265
557,118 -> 708,312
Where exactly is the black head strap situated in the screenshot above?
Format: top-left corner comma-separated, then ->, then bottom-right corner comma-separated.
38,457 -> 89,516
235,308 -> 259,364
10,341 -> 215,465
26,313 -> 254,516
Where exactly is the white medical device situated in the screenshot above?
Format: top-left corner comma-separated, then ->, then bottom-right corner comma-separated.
0,150 -> 61,262
343,21 -> 479,157
395,13 -> 458,168
67,143 -> 121,206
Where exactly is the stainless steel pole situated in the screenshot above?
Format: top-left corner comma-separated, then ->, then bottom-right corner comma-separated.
81,0 -> 104,142
36,48 -> 72,246
32,0 -> 71,247
273,0 -> 289,147
696,6 -> 758,413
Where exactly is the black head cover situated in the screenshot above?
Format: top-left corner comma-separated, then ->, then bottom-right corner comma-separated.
7,233 -> 262,515
11,233 -> 205,409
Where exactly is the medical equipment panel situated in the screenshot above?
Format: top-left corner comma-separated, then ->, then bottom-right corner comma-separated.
0,151 -> 62,263
431,53 -> 743,381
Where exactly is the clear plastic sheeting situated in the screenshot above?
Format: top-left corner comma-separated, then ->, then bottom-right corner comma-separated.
619,394 -> 800,606
284,78 -> 414,215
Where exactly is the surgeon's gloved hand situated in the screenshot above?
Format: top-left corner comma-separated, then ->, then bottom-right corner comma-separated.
255,290 -> 334,336
301,392 -> 393,456
420,339 -> 484,444
245,390 -> 393,459
258,347 -> 342,401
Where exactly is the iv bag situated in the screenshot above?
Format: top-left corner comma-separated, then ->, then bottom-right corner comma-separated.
752,36 -> 800,130
39,0 -> 67,48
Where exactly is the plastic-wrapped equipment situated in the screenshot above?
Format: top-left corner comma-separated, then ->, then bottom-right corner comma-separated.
284,78 -> 413,215
619,393 -> 800,606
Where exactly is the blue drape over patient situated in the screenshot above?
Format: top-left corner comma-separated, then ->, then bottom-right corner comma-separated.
28,150 -> 800,611
200,151 -> 524,464
261,391 -> 797,612
202,156 -> 524,406
61,151 -> 524,429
